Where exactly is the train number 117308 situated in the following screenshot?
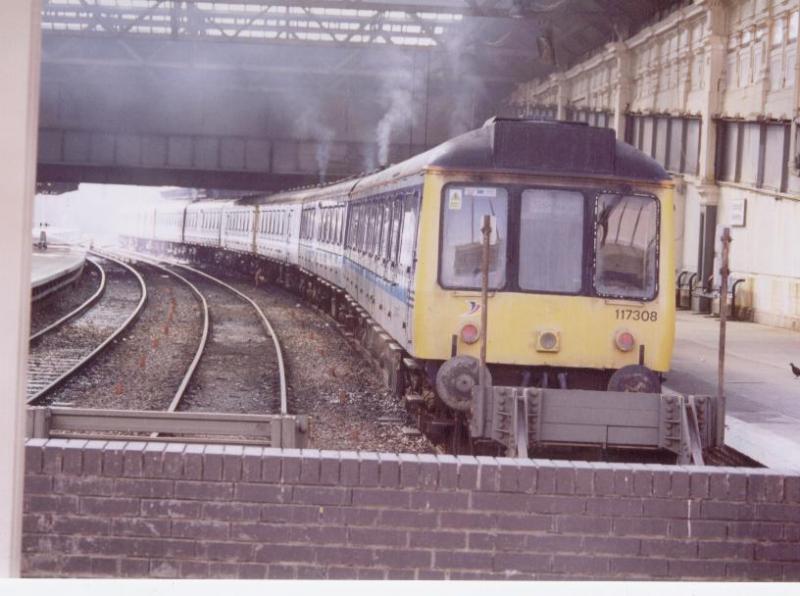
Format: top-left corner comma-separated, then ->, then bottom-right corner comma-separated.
615,309 -> 658,322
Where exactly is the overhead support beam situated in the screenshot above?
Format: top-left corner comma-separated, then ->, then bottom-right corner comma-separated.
43,0 -> 568,21
40,36 -> 529,84
36,127 -> 432,190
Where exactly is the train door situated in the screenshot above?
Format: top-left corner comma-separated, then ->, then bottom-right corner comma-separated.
399,189 -> 420,346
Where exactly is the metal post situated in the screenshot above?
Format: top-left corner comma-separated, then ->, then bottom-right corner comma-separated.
0,0 -> 42,577
479,214 -> 491,387
717,227 -> 731,446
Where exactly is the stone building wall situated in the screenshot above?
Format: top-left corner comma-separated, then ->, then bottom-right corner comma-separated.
510,0 -> 800,330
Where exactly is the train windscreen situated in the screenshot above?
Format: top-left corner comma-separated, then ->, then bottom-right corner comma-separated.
518,189 -> 584,293
440,186 -> 508,290
594,193 -> 659,300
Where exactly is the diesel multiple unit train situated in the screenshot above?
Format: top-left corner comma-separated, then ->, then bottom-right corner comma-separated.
128,118 -> 681,454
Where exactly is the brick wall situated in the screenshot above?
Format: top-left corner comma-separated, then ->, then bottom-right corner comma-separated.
22,438 -> 800,580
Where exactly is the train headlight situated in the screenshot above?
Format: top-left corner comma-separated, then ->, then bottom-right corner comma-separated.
536,330 -> 560,352
614,330 -> 636,352
459,323 -> 481,344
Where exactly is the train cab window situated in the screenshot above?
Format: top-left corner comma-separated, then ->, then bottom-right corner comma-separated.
594,193 -> 658,300
440,186 -> 508,289
518,189 -> 584,293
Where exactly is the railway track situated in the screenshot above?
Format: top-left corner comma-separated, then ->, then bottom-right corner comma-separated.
109,249 -> 286,416
26,254 -> 146,404
165,261 -> 287,415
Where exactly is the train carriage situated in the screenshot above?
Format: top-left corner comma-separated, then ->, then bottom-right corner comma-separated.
151,199 -> 188,245
221,203 -> 256,254
413,119 -> 674,399
251,198 -> 299,266
184,200 -> 227,248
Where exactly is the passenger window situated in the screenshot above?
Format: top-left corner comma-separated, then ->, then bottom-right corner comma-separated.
518,189 -> 584,293
325,209 -> 331,242
359,206 -> 368,252
350,206 -> 358,249
398,193 -> 419,273
390,201 -> 402,265
382,203 -> 392,260
372,205 -> 380,255
594,193 -> 658,300
367,205 -> 376,254
361,205 -> 369,252
440,186 -> 508,289
346,207 -> 356,248
333,208 -> 339,244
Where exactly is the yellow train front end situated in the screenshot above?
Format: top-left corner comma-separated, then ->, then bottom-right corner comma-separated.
413,171 -> 674,388
408,119 -> 675,398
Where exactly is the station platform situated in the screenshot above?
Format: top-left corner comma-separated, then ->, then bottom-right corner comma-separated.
666,310 -> 800,471
30,245 -> 86,299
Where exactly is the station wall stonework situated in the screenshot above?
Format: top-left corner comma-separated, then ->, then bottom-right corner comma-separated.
510,0 -> 800,330
21,439 -> 800,580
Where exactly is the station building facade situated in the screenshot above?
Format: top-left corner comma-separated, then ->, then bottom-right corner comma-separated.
509,0 -> 800,330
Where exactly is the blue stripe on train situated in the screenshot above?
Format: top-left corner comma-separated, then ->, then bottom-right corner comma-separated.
341,255 -> 412,305
302,245 -> 412,305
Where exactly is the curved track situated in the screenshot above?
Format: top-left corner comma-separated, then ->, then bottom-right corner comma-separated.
170,261 -> 287,415
107,250 -> 210,413
110,249 -> 286,415
26,254 -> 147,404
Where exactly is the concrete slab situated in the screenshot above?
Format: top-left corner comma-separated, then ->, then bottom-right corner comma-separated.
667,310 -> 800,469
30,245 -> 86,289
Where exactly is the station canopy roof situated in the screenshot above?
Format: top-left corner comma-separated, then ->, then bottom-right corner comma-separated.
41,0 -> 688,80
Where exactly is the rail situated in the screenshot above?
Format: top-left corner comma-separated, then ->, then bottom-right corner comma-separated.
27,407 -> 308,448
104,249 -> 210,414
26,252 -> 148,404
170,261 -> 289,415
30,257 -> 106,342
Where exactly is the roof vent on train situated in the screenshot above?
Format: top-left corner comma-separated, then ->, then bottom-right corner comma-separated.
488,117 -> 616,175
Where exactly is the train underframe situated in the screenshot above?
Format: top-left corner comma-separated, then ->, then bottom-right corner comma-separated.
122,236 -> 721,463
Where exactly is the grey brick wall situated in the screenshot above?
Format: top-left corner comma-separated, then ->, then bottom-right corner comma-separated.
22,438 -> 800,580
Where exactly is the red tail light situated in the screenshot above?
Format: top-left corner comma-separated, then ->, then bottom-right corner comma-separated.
615,330 -> 636,352
460,323 -> 481,344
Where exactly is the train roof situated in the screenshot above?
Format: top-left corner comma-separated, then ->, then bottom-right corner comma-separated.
416,117 -> 669,181
248,118 -> 669,206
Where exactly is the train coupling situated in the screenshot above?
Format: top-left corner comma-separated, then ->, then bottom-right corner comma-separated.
469,384 -> 721,464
